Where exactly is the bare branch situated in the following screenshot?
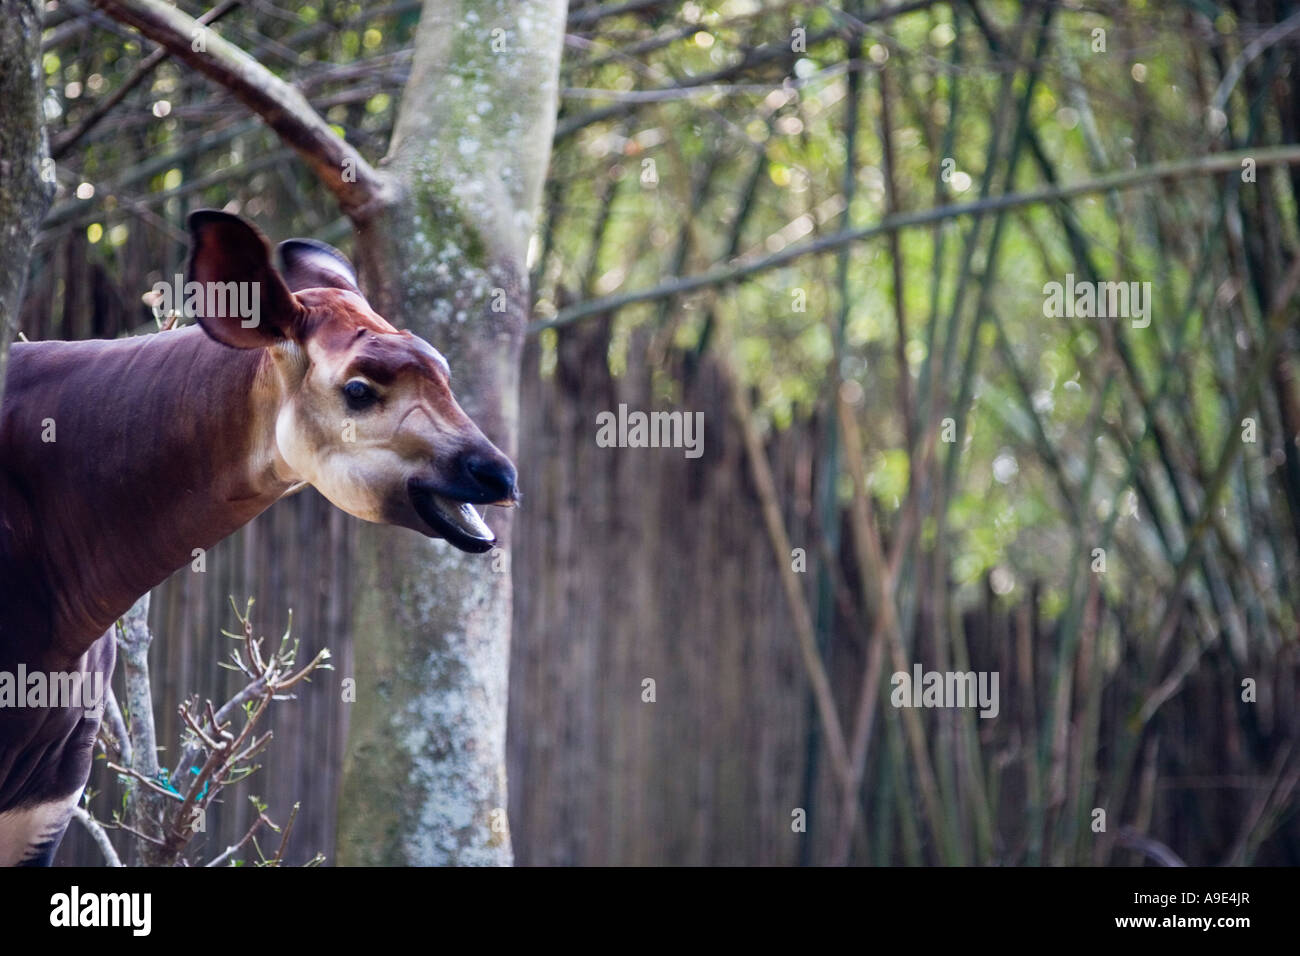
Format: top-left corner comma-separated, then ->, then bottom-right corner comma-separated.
106,762 -> 187,802
88,0 -> 393,221
205,811 -> 271,867
532,144 -> 1300,332
99,686 -> 132,766
52,0 -> 241,159
73,806 -> 124,867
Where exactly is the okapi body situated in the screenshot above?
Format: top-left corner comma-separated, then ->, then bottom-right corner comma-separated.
0,212 -> 517,865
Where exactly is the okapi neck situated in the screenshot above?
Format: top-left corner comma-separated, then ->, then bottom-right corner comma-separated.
0,326 -> 293,664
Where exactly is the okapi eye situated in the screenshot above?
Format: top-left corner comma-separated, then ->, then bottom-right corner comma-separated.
342,379 -> 378,410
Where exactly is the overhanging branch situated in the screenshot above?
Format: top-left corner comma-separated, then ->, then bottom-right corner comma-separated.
88,0 -> 392,221
54,0 -> 240,160
532,144 -> 1300,333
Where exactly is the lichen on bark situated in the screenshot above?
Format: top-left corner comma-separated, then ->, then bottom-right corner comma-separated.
0,0 -> 56,400
336,0 -> 565,866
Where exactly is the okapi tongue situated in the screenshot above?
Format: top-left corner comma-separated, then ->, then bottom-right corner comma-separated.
433,495 -> 493,541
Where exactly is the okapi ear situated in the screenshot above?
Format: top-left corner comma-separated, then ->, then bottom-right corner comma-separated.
278,238 -> 362,295
186,210 -> 305,349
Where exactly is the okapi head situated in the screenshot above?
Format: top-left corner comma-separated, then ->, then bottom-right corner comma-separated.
187,210 -> 517,553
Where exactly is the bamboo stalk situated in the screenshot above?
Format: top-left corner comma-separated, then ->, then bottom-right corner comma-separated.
720,339 -> 851,789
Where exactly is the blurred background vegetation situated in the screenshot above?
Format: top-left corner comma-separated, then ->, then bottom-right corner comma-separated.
27,0 -> 1300,865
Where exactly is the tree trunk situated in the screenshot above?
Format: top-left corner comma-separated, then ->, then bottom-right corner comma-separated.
0,0 -> 54,398
335,0 -> 566,865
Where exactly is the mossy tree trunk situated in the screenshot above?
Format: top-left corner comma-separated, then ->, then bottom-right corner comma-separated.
89,0 -> 565,865
0,0 -> 55,399
335,0 -> 566,865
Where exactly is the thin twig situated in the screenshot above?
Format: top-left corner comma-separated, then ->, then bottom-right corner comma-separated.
73,807 -> 124,867
534,145 -> 1300,332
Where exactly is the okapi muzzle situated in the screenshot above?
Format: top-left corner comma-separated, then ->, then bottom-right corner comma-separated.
0,211 -> 515,865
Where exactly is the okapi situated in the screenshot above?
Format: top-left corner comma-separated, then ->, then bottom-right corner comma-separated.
0,211 -> 517,865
